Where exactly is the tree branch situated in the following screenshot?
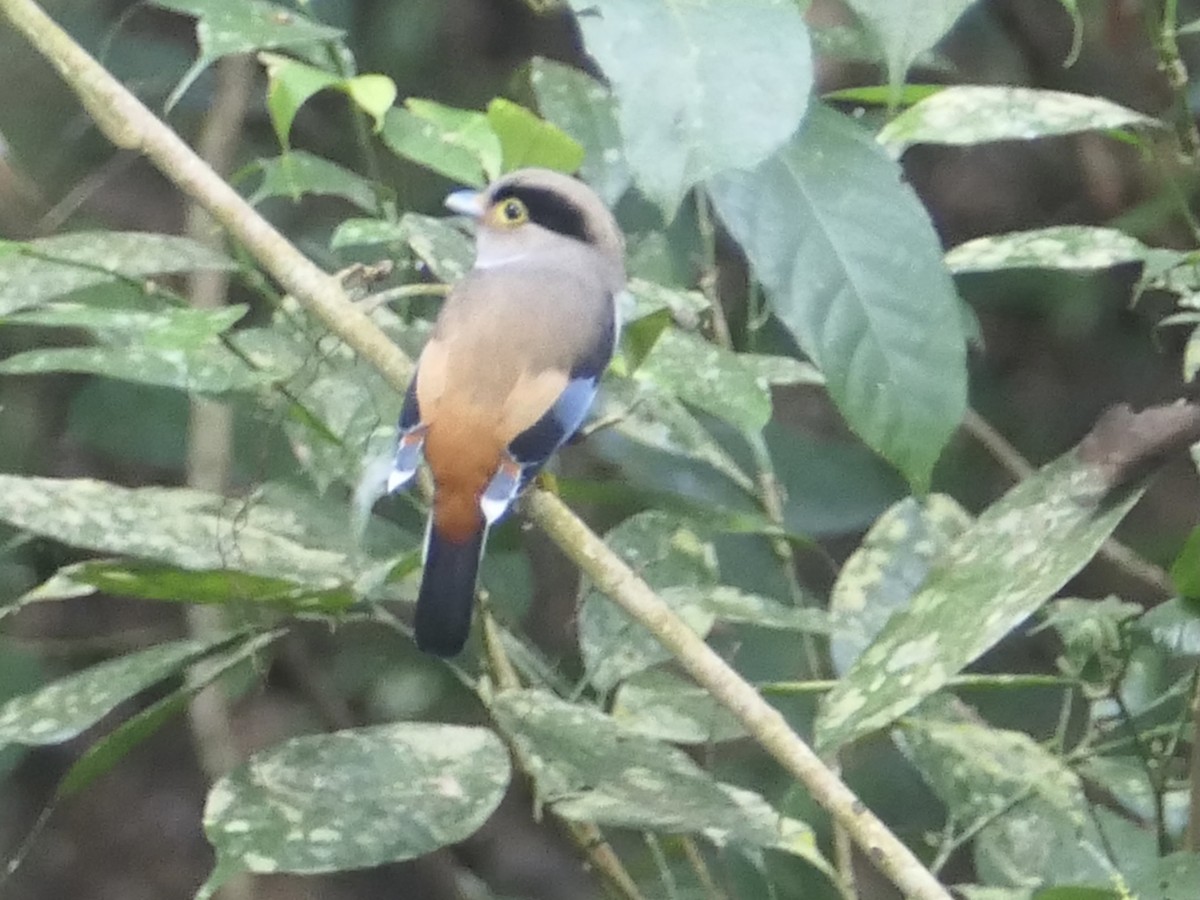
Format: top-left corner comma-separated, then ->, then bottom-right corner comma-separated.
0,2 -> 951,897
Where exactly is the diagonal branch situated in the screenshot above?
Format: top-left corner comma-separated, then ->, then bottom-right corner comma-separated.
0,2 -> 951,897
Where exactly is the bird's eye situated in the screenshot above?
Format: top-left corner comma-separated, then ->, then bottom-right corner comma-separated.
498,198 -> 528,225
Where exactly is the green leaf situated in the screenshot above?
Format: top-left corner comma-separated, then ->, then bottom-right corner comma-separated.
878,86 -> 1159,157
60,559 -> 354,613
829,495 -> 971,674
529,58 -> 632,205
491,689 -> 811,852
148,0 -> 344,109
0,303 -> 268,393
0,344 -> 267,395
946,227 -> 1150,274
406,98 -> 502,181
329,217 -> 408,250
624,277 -> 709,324
897,716 -> 1086,829
1126,853 -> 1200,900
976,804 -> 1152,891
567,0 -> 812,217
1169,525 -> 1200,599
202,724 -> 510,877
815,451 -> 1147,751
0,476 -> 349,586
0,232 -> 234,316
709,106 -> 968,490
260,51 -> 342,149
486,98 -> 584,175
954,889 -> 1035,900
379,108 -> 487,187
592,375 -> 758,495
694,585 -> 830,631
1132,596 -> 1200,663
260,53 -> 396,149
611,671 -> 746,744
1075,756 -> 1175,833
766,420 -> 908,537
0,635 -> 234,746
250,151 -> 379,211
634,329 -> 773,434
398,213 -> 474,283
342,75 -> 398,132
5,303 -> 246,344
578,512 -> 718,692
58,629 -> 284,798
843,0 -> 974,106
824,83 -> 945,107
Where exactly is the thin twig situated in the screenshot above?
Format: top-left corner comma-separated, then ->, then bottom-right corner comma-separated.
1158,0 -> 1200,163
694,188 -> 733,349
0,5 -> 952,896
681,838 -> 725,900
962,408 -> 1173,596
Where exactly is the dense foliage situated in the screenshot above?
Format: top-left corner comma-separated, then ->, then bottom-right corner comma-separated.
1,1 -> 1200,898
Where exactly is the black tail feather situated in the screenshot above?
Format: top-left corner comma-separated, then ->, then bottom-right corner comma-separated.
415,525 -> 486,656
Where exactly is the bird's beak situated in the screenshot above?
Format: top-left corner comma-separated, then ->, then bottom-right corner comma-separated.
444,189 -> 484,219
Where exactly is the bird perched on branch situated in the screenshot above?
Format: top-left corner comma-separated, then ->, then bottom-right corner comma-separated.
387,168 -> 626,656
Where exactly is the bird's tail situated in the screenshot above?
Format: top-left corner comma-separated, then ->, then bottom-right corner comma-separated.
415,522 -> 487,656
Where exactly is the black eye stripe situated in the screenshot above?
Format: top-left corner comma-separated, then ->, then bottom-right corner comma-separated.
491,185 -> 593,244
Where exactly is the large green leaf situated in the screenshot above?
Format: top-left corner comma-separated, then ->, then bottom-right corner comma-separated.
0,476 -> 349,586
878,86 -> 1158,157
529,58 -> 632,205
148,0 -> 344,108
815,452 -> 1146,751
843,0 -> 975,104
379,107 -> 488,188
634,328 -> 773,434
491,688 -> 829,871
200,724 -> 509,889
897,716 -> 1086,830
976,804 -> 1152,891
567,0 -> 812,216
0,232 -> 234,316
485,98 -> 584,175
0,304 -> 271,394
0,635 -> 235,746
709,106 -> 967,489
829,494 -> 971,674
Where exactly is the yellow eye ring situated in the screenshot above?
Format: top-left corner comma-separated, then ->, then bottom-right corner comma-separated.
496,197 -> 529,226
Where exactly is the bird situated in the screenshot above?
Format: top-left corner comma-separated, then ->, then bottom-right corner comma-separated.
386,168 -> 626,656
